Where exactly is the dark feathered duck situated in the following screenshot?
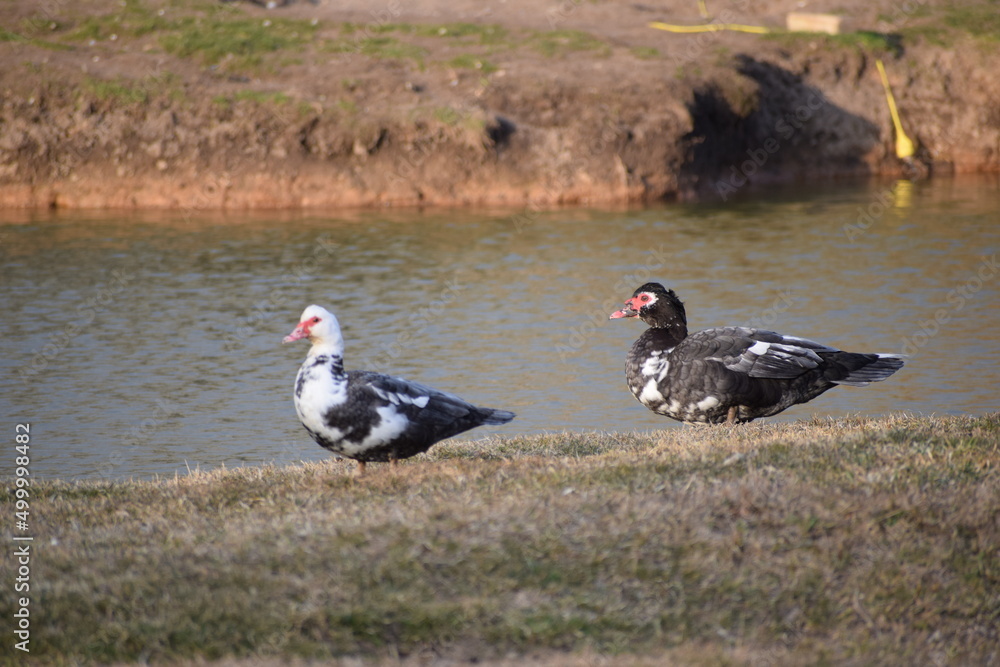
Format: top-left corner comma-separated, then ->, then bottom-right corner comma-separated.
610,283 -> 904,424
283,305 -> 515,473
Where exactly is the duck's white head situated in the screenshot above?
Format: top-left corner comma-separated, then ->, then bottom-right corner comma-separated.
283,305 -> 344,356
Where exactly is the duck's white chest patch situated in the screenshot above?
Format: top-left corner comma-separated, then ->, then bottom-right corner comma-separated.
640,349 -> 673,382
641,352 -> 662,376
294,362 -> 348,438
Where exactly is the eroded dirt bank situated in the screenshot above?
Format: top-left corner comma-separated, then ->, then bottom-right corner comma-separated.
1,0 -> 998,209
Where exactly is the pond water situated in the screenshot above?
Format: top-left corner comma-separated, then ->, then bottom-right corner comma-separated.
2,176 -> 998,480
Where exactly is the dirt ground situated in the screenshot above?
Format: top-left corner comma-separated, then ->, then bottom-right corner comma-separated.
1,0 -> 998,209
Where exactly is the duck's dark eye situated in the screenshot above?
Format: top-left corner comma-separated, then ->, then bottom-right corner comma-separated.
311,317 -> 320,323
639,295 -> 650,302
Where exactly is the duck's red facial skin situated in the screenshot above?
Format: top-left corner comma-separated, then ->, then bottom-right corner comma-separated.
283,315 -> 321,343
632,293 -> 654,307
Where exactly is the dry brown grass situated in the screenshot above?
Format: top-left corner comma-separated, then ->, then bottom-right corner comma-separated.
4,414 -> 999,666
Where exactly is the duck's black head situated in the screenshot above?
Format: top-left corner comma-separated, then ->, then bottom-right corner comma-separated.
610,282 -> 688,330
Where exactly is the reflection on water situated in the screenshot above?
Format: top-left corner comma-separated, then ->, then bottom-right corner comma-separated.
2,176 -> 998,480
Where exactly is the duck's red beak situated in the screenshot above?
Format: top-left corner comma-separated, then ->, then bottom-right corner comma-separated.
610,297 -> 638,319
282,322 -> 309,343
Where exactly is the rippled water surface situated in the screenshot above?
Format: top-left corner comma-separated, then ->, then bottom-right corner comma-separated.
2,176 -> 998,480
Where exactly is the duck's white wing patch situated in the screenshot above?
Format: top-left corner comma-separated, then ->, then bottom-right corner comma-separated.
372,387 -> 397,404
777,335 -> 836,351
724,338 -> 825,379
371,384 -> 431,409
356,405 -> 409,450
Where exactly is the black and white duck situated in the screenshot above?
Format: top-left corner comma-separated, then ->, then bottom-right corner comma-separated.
610,283 -> 904,424
284,305 -> 515,472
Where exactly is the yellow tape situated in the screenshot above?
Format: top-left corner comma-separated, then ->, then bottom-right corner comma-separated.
875,59 -> 915,160
649,20 -> 772,34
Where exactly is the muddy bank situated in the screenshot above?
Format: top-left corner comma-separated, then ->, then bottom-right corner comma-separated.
1,0 -> 998,209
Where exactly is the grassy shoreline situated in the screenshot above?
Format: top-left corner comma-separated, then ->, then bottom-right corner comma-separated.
4,414 -> 999,665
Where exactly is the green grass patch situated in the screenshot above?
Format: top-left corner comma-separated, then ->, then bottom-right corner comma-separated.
336,98 -> 359,114
341,21 -> 508,44
529,29 -> 611,57
18,15 -> 63,37
0,25 -> 73,51
899,24 -> 953,46
212,89 -> 292,110
0,26 -> 26,42
322,22 -> 509,70
890,2 -> 1000,47
447,53 -> 497,73
160,17 -> 319,69
413,22 -> 509,44
57,0 -> 322,71
877,4 -> 933,24
831,30 -> 901,51
233,89 -> 291,104
76,72 -> 184,105
81,76 -> 149,104
67,0 -> 173,41
432,106 -> 465,126
4,414 -> 998,664
355,36 -> 427,62
321,35 -> 427,64
764,30 -> 901,55
943,1 -> 1000,40
630,45 -> 661,60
